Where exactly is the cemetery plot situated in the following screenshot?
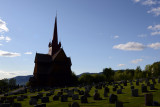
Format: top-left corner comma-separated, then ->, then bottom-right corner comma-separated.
0,79 -> 160,107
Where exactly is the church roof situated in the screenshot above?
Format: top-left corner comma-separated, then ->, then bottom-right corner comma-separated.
35,53 -> 52,63
52,48 -> 67,61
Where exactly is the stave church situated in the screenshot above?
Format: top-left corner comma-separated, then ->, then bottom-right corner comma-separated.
29,16 -> 75,87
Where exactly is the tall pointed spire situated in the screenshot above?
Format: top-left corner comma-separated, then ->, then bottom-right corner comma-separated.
51,15 -> 61,55
52,16 -> 58,45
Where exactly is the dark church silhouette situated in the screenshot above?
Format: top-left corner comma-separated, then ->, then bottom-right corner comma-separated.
29,16 -> 74,87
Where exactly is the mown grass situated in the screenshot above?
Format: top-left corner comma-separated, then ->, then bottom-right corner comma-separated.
3,79 -> 160,107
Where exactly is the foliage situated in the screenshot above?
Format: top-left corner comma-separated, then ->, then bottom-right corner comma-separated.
0,78 -> 8,87
102,68 -> 114,82
8,78 -> 16,86
78,74 -> 94,85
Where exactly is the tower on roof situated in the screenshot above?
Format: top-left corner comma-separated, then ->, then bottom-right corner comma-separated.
51,16 -> 61,56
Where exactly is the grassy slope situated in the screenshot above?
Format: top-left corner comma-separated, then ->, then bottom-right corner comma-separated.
6,79 -> 160,107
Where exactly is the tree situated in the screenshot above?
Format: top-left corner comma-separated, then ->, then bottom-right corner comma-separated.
71,71 -> 78,85
8,78 -> 16,86
103,68 -> 114,82
92,74 -> 106,83
134,66 -> 142,79
78,74 -> 94,85
0,78 -> 8,87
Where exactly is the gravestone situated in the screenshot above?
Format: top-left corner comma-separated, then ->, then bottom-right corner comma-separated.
93,92 -> 101,100
69,102 -> 80,107
112,87 -> 117,91
150,84 -> 155,90
46,93 -> 52,97
72,94 -> 79,100
142,85 -> 147,93
158,78 -> 160,83
84,91 -> 90,97
131,86 -> 134,90
41,97 -> 49,103
79,90 -> 84,95
61,95 -> 68,102
120,86 -> 123,89
123,81 -> 127,86
29,98 -> 37,105
136,81 -> 139,86
145,93 -> 153,106
131,89 -> 138,97
117,89 -> 122,94
53,95 -> 59,101
147,82 -> 150,86
0,103 -> 10,107
153,101 -> 160,106
104,87 -> 109,97
81,95 -> 88,103
152,78 -> 156,84
13,103 -> 22,107
17,96 -> 23,101
57,92 -> 63,97
109,94 -> 117,103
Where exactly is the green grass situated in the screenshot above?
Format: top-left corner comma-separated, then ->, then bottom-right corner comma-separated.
2,79 -> 160,107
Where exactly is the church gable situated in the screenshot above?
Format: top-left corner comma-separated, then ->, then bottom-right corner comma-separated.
52,48 -> 67,62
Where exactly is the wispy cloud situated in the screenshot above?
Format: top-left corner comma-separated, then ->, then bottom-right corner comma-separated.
148,24 -> 160,35
0,70 -> 30,80
24,52 -> 32,55
138,34 -> 147,37
133,0 -> 141,3
132,0 -> 160,16
142,0 -> 157,6
0,50 -> 21,57
147,42 -> 160,49
113,42 -> 145,51
5,36 -> 11,42
0,19 -> 9,33
113,35 -> 119,39
148,7 -> 160,16
131,59 -> 143,64
118,64 -> 125,67
0,35 -> 11,42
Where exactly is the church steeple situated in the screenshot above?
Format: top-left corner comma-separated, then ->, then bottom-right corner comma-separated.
51,16 -> 61,56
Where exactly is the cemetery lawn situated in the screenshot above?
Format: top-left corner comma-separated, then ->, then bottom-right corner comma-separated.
2,79 -> 160,107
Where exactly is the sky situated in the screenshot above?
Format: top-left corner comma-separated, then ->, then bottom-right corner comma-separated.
0,0 -> 160,79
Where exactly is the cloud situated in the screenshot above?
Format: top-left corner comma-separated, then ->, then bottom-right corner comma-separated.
0,35 -> 11,42
148,24 -> 160,30
5,36 -> 11,42
118,64 -> 125,67
148,24 -> 160,35
24,52 -> 32,55
131,59 -> 143,64
142,0 -> 157,6
0,19 -> 9,33
0,44 -> 2,46
0,50 -> 21,57
147,7 -> 160,16
0,70 -> 17,79
0,35 -> 5,40
133,0 -> 141,3
113,35 -> 119,39
147,42 -> 160,49
138,34 -> 147,37
113,42 -> 145,51
0,70 -> 30,80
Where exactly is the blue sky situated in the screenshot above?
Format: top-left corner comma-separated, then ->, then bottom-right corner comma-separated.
0,0 -> 160,79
